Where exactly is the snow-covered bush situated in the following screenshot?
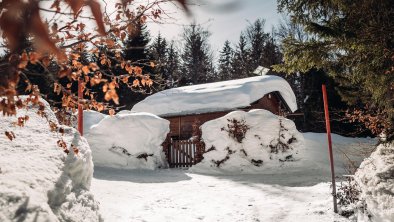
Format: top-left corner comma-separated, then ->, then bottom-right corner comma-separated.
354,142 -> 394,222
190,109 -> 304,174
337,176 -> 361,218
0,98 -> 101,221
85,112 -> 169,170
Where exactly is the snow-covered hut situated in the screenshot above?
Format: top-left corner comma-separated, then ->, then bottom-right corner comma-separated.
132,75 -> 297,140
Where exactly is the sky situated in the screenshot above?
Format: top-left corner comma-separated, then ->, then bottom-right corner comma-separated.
148,0 -> 283,56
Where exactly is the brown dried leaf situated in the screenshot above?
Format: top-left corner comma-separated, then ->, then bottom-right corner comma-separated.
102,84 -> 108,93
72,144 -> 79,155
0,4 -> 23,52
65,0 -> 84,15
29,52 -> 40,64
29,3 -> 64,58
132,79 -> 140,87
88,0 -> 106,35
82,66 -> 90,75
5,131 -> 16,141
176,0 -> 189,13
121,76 -> 129,84
42,56 -> 51,67
134,66 -> 142,75
18,52 -> 29,69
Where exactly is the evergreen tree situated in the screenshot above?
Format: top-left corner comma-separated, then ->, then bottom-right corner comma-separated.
165,41 -> 182,87
276,0 -> 394,139
123,21 -> 150,62
218,40 -> 234,81
246,19 -> 270,70
274,18 -> 370,136
180,23 -> 215,85
149,33 -> 169,87
261,36 -> 282,67
113,21 -> 151,110
231,33 -> 250,79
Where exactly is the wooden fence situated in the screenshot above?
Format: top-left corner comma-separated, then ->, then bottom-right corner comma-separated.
166,139 -> 198,168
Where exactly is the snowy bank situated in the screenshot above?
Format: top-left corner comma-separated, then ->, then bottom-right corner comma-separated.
354,142 -> 394,222
132,75 -> 297,116
86,112 -> 169,170
190,109 -> 304,174
0,98 -> 100,221
83,110 -> 106,135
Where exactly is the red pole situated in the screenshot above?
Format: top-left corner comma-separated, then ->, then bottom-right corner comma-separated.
78,78 -> 83,136
322,84 -> 338,213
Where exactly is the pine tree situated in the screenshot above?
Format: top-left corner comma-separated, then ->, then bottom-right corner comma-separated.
180,23 -> 215,85
261,36 -> 282,67
231,33 -> 250,79
275,1 -> 394,137
218,40 -> 234,81
123,21 -> 150,62
149,33 -> 169,86
166,41 -> 182,87
246,19 -> 270,70
114,21 -> 152,110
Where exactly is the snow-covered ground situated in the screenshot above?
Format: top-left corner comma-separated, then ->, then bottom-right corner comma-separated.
91,132 -> 376,222
0,98 -> 101,221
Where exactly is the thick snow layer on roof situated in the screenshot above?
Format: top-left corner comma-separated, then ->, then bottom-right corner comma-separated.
132,75 -> 297,116
0,97 -> 101,221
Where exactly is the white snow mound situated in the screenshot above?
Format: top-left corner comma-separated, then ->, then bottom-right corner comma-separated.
86,112 -> 169,170
0,97 -> 101,222
83,110 -> 106,135
132,75 -> 297,116
190,109 -> 304,174
354,142 -> 394,222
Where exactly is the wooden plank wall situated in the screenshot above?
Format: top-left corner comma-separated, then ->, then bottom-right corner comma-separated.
165,93 -> 281,139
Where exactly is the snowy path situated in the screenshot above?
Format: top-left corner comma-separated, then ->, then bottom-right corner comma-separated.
91,167 -> 349,222
91,133 -> 376,222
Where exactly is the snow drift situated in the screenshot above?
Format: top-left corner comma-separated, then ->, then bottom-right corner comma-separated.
85,112 -> 169,170
190,109 -> 304,174
83,110 -> 106,135
132,75 -> 297,116
354,142 -> 394,222
0,98 -> 101,221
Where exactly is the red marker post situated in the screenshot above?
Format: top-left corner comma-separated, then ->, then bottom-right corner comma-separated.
78,78 -> 83,136
322,84 -> 338,213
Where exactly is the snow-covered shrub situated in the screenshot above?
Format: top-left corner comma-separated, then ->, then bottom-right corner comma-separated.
85,112 -> 169,170
354,142 -> 394,222
0,97 -> 101,221
337,176 -> 361,218
221,118 -> 250,143
190,109 -> 304,174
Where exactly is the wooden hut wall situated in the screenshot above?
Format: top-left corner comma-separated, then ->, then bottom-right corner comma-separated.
248,93 -> 281,115
165,93 -> 282,139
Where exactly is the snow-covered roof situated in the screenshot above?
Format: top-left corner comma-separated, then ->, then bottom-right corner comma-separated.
132,75 -> 297,116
